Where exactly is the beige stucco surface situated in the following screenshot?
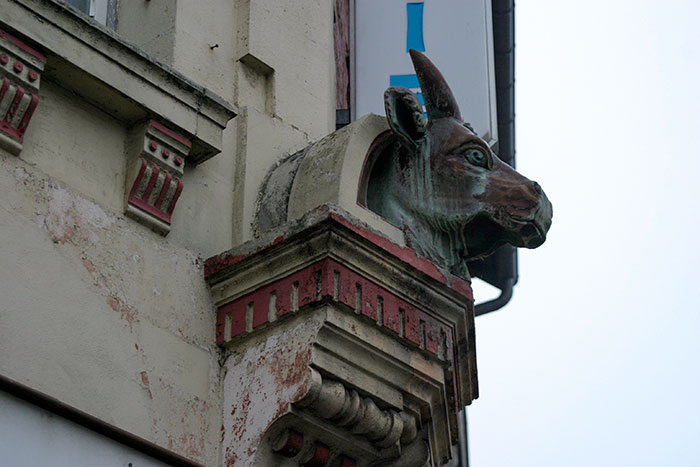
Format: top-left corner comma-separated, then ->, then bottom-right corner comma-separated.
0,152 -> 221,464
0,0 -> 337,464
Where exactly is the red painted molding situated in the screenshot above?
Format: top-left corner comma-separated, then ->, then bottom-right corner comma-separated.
301,442 -> 331,467
149,120 -> 192,149
0,29 -> 47,63
0,85 -> 39,142
271,429 -> 305,458
215,257 -> 456,363
0,77 -> 9,99
204,236 -> 284,277
17,94 -> 39,135
127,157 -> 184,225
204,212 -> 472,302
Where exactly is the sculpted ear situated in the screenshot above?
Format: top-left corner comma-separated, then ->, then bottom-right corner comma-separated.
384,86 -> 427,149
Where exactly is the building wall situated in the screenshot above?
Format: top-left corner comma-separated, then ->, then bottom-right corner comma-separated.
0,0 -> 336,464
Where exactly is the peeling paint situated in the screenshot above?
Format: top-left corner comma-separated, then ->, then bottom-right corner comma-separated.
41,183 -> 114,244
140,370 -> 153,399
1,155 -> 223,466
222,318 -> 321,466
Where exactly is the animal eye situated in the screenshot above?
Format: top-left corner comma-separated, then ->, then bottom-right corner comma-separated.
465,147 -> 489,168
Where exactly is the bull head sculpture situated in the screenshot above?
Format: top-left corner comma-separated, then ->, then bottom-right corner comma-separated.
365,50 -> 552,278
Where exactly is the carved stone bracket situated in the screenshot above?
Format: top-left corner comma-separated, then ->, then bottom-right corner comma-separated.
125,120 -> 191,234
0,28 -> 46,155
271,428 -> 363,467
207,206 -> 477,466
213,256 -> 455,364
297,369 -> 419,451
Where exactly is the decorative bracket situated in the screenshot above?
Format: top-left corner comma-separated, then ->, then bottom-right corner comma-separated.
0,28 -> 46,155
125,120 -> 191,235
207,206 -> 477,466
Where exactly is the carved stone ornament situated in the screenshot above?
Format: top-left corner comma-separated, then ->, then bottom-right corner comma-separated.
206,206 -> 476,466
124,120 -> 191,235
0,28 -> 46,155
365,50 -> 553,277
255,50 -> 553,280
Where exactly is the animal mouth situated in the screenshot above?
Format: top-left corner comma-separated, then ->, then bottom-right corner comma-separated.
517,221 -> 547,248
462,211 -> 550,260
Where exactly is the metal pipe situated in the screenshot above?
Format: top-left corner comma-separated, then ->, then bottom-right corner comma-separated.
475,278 -> 514,316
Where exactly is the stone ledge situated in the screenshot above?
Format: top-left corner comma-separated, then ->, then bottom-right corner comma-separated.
0,0 -> 236,164
206,205 -> 478,409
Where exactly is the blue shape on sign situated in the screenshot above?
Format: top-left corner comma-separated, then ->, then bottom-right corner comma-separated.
390,74 -> 426,118
406,3 -> 425,52
390,74 -> 420,89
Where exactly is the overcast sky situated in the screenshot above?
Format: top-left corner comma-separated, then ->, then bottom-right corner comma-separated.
468,1 -> 700,466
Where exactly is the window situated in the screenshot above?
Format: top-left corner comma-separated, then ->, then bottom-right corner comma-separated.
65,0 -> 118,29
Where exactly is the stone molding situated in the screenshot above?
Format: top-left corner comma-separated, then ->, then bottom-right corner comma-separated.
206,206 -> 477,407
210,207 -> 476,465
0,0 -> 236,163
0,27 -> 45,155
271,428 -> 362,467
297,368 -> 419,450
125,120 -> 191,234
213,256 -> 455,364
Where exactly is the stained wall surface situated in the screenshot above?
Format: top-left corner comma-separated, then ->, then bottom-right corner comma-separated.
0,0 -> 336,464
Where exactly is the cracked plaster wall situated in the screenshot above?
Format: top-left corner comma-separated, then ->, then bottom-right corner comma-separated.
0,70 -> 228,466
1,0 -> 336,464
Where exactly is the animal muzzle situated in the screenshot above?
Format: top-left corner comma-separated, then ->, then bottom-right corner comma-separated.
516,189 -> 553,249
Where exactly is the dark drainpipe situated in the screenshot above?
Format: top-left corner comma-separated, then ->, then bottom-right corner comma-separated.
462,2 -> 516,465
468,0 -> 517,317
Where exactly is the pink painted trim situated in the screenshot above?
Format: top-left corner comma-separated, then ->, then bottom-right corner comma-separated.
149,120 -> 192,149
214,258 -> 455,358
128,159 -> 148,199
0,122 -> 21,139
128,196 -> 172,225
330,213 -> 442,280
213,256 -> 464,411
141,165 -> 161,201
272,429 -> 304,458
153,173 -> 172,209
17,93 -> 39,136
204,212 -> 472,300
0,29 -> 47,63
0,78 -> 10,100
4,86 -> 24,124
302,442 -> 331,467
126,160 -> 183,226
166,179 -> 184,215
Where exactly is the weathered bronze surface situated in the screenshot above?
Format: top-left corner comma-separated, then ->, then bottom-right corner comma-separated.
366,50 -> 552,278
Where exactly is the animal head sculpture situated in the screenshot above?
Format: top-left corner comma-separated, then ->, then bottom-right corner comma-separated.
365,50 -> 552,278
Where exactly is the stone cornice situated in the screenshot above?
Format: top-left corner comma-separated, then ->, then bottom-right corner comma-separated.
206,205 -> 478,409
297,369 -> 419,450
0,0 -> 236,164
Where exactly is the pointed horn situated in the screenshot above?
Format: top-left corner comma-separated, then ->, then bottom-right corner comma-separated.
409,49 -> 461,121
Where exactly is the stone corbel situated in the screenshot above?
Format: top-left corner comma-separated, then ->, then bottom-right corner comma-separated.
207,207 -> 477,466
124,120 -> 191,235
0,28 -> 46,155
293,369 -> 429,467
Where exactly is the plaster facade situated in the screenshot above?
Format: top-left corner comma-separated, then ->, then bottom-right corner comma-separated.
0,1 -> 487,466
0,1 -> 335,465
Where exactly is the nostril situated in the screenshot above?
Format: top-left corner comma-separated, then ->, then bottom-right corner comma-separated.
532,181 -> 542,195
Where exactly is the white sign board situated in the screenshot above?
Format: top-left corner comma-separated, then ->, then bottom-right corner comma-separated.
0,391 -> 170,467
354,0 -> 498,146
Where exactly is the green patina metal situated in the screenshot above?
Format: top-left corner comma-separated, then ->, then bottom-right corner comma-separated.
365,50 -> 552,279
